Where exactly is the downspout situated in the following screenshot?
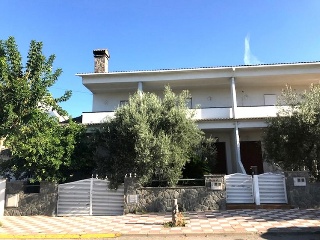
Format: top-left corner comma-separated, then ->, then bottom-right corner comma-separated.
231,68 -> 246,173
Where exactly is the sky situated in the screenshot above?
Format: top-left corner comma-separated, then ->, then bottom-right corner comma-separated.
1,0 -> 320,117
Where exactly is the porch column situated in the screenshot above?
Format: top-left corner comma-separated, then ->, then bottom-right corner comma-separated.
234,122 -> 246,173
230,76 -> 237,118
138,82 -> 143,96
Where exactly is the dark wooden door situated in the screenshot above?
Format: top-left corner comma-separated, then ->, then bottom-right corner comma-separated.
240,141 -> 264,174
212,142 -> 227,174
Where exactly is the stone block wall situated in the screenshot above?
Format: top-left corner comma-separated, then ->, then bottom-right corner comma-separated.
4,181 -> 58,216
124,176 -> 226,213
285,171 -> 320,209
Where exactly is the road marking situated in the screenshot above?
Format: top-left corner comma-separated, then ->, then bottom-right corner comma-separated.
0,233 -> 121,239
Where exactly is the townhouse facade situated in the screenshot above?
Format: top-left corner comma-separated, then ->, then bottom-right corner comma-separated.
77,49 -> 320,176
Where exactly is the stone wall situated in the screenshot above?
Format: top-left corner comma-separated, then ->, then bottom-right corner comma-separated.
124,176 -> 226,213
285,171 -> 320,209
4,181 -> 58,216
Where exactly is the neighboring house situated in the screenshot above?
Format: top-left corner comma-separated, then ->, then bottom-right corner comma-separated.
77,49 -> 320,175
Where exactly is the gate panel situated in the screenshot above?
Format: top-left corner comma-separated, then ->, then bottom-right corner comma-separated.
225,173 -> 254,203
57,179 -> 91,216
257,173 -> 287,204
92,179 -> 124,216
57,178 -> 124,216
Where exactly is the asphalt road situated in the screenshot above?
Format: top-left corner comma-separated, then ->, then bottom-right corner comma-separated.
116,232 -> 320,240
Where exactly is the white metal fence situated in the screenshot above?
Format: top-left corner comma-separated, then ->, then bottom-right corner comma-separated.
225,172 -> 287,205
255,173 -> 287,204
57,178 -> 124,216
225,173 -> 254,204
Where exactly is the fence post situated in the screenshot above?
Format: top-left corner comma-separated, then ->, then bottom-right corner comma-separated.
89,177 -> 93,216
253,175 -> 260,205
0,179 -> 6,216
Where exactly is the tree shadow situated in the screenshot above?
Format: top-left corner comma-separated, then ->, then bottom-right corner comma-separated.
260,227 -> 320,240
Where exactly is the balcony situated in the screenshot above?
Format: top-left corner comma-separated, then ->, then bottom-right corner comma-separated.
82,112 -> 115,124
82,108 -> 233,124
235,106 -> 279,119
193,108 -> 233,120
82,106 -> 281,124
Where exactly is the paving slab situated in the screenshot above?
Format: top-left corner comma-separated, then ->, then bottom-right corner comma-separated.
0,209 -> 318,239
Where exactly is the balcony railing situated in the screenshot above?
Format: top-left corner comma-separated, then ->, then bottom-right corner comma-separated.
82,106 -> 281,124
235,106 -> 278,119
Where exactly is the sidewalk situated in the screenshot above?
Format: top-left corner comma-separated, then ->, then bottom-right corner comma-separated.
0,209 -> 319,239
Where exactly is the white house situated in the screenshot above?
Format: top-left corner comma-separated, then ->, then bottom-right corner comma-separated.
77,49 -> 320,175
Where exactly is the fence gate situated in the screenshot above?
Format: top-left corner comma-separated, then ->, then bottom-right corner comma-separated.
57,178 -> 124,216
256,173 -> 287,204
225,173 -> 254,203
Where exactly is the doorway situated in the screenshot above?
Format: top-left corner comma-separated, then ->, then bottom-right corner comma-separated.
240,141 -> 264,174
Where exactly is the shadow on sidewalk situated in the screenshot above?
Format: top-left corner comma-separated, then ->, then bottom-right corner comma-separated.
260,227 -> 320,240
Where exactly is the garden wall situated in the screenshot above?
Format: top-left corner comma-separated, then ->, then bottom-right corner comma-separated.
4,181 -> 58,216
123,175 -> 226,213
285,171 -> 320,209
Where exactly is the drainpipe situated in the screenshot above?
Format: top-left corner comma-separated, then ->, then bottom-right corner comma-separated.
230,70 -> 246,174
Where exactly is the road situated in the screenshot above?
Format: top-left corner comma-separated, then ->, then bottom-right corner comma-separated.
115,232 -> 320,240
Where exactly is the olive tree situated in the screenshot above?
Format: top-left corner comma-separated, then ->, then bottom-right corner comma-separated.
93,86 -> 206,188
263,84 -> 320,180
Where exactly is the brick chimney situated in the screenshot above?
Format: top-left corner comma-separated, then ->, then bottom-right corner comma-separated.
93,49 -> 110,73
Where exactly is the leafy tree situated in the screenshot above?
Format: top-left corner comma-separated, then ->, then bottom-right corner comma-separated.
263,84 -> 320,180
0,36 -> 71,152
0,36 -> 91,182
1,112 -> 85,182
93,86 -> 205,188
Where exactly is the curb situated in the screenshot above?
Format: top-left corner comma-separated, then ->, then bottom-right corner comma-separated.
0,233 -> 121,239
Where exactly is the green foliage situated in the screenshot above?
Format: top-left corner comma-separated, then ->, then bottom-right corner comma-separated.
183,137 -> 217,178
264,84 -> 320,180
0,36 -> 89,183
93,86 -> 204,188
1,112 -> 85,182
0,36 -> 71,139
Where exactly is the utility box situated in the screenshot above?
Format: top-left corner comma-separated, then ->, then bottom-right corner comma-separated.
6,194 -> 19,207
127,194 -> 138,204
293,177 -> 306,187
211,181 -> 223,190
205,174 -> 225,191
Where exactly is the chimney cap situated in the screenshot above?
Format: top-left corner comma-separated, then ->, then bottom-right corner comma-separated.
93,49 -> 110,58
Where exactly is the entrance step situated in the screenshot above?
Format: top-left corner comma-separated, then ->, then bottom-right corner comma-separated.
226,204 -> 292,210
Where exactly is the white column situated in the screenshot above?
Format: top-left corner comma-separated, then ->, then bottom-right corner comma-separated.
0,179 -> 6,216
231,76 -> 245,173
234,122 -> 246,173
230,77 -> 237,119
253,175 -> 260,205
138,82 -> 143,96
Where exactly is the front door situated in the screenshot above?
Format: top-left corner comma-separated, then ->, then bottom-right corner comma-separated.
212,142 -> 227,174
240,141 -> 263,174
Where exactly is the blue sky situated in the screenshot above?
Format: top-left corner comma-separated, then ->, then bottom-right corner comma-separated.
1,0 -> 320,117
